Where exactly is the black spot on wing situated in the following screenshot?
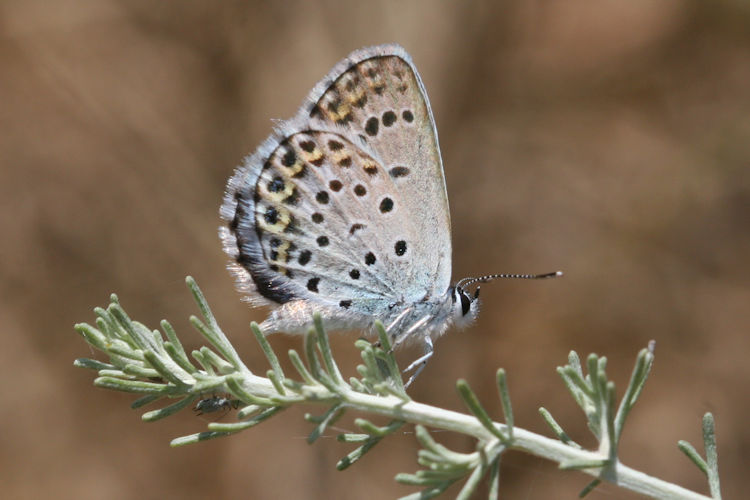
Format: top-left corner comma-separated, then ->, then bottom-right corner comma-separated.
394,240 -> 407,256
382,110 -> 396,127
365,252 -> 376,265
389,166 -> 410,178
365,117 -> 379,136
379,197 -> 394,213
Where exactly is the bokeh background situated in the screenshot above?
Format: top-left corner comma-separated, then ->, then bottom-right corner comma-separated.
2,1 -> 748,498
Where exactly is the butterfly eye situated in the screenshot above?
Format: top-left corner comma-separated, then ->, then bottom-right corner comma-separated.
459,290 -> 472,316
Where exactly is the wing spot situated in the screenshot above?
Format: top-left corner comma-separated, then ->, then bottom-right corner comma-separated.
264,207 -> 279,224
281,149 -> 296,167
299,140 -> 316,152
365,117 -> 379,136
284,242 -> 297,263
312,212 -> 324,223
354,184 -> 366,196
338,156 -> 352,167
402,110 -> 414,123
395,240 -> 407,256
350,223 -> 364,234
349,269 -> 360,280
328,140 -> 344,151
339,300 -> 352,309
353,95 -> 367,108
316,191 -> 329,204
379,197 -> 394,213
267,176 -> 285,193
298,250 -> 311,266
316,236 -> 329,247
365,252 -> 376,265
329,180 -> 343,192
326,97 -> 342,112
363,163 -> 378,176
382,111 -> 397,127
307,278 -> 320,292
389,166 -> 410,178
283,214 -> 298,234
344,76 -> 356,91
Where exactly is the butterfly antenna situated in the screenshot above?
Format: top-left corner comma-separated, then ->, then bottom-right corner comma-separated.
457,271 -> 562,289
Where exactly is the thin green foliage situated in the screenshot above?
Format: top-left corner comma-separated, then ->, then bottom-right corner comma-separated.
73,277 -> 722,500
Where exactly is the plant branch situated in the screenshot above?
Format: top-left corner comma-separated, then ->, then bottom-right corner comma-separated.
73,277 -> 720,500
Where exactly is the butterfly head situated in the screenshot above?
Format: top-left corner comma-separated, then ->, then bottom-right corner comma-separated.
449,271 -> 563,328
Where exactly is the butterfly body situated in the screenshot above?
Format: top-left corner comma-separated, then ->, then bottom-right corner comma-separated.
258,283 -> 479,343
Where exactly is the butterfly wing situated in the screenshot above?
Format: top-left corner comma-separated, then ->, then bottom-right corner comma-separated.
306,45 -> 453,297
220,44 -> 452,330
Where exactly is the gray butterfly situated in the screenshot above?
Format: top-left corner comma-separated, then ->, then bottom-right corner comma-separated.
220,44 -> 559,386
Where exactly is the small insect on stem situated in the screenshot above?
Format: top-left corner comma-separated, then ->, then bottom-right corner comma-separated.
193,394 -> 240,417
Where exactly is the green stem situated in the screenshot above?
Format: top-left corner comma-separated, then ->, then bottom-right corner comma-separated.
332,388 -> 711,500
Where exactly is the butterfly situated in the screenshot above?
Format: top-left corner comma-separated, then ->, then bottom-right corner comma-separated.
219,44 -> 560,387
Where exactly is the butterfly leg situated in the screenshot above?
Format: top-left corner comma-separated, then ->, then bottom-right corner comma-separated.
383,307 -> 414,351
403,335 -> 434,389
386,308 -> 412,335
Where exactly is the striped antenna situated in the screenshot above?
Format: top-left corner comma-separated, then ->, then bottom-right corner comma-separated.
456,271 -> 562,289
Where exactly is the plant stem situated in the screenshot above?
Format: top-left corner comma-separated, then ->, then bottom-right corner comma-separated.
232,374 -> 709,500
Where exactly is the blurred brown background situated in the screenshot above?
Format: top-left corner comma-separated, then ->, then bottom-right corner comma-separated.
1,1 -> 748,499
